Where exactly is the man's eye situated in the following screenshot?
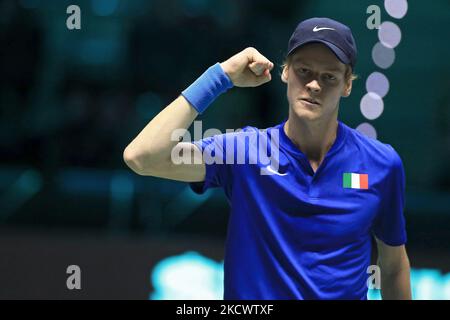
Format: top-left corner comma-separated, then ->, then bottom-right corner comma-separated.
325,74 -> 336,80
297,68 -> 309,74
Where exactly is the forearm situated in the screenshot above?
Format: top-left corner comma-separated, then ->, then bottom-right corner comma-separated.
380,265 -> 412,300
124,95 -> 198,174
124,48 -> 273,176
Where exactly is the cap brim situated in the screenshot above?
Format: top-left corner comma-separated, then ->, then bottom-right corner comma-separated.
288,39 -> 351,66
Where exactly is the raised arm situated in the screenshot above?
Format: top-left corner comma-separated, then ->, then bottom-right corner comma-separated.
123,47 -> 274,182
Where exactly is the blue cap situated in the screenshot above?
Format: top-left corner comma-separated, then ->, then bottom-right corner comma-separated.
287,17 -> 357,69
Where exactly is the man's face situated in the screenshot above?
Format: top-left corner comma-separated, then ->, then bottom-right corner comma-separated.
282,43 -> 352,122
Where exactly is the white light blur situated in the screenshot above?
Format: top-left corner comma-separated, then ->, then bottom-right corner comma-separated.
378,21 -> 402,49
366,72 -> 390,98
356,122 -> 378,140
360,92 -> 384,120
385,0 -> 408,19
372,42 -> 396,69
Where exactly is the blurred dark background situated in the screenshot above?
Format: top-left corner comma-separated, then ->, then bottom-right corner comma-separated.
0,0 -> 449,299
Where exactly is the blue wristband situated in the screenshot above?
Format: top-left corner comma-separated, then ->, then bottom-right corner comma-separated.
181,63 -> 234,114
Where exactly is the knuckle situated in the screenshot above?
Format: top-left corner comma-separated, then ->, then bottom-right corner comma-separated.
245,46 -> 258,54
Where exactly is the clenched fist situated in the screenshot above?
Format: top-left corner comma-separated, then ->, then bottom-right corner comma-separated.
220,47 -> 274,88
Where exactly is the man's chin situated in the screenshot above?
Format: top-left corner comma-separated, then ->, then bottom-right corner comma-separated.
291,103 -> 322,121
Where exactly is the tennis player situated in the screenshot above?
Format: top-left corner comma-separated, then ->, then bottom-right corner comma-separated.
124,17 -> 411,300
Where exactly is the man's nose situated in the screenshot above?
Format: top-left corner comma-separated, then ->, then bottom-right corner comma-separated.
306,80 -> 321,93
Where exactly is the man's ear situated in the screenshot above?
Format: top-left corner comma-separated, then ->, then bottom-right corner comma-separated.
342,79 -> 352,97
281,66 -> 288,83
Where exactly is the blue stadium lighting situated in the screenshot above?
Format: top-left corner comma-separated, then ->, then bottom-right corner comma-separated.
151,252 -> 450,300
80,39 -> 121,65
0,169 -> 42,221
91,0 -> 119,16
150,251 -> 223,300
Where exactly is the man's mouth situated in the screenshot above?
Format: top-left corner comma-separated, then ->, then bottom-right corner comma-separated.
300,97 -> 321,105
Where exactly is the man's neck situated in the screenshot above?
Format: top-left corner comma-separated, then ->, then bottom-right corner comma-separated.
284,115 -> 338,164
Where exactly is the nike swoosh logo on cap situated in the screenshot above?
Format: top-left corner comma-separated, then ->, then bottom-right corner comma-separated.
313,26 -> 336,32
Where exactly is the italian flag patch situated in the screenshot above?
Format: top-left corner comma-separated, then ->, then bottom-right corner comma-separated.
343,173 -> 369,189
